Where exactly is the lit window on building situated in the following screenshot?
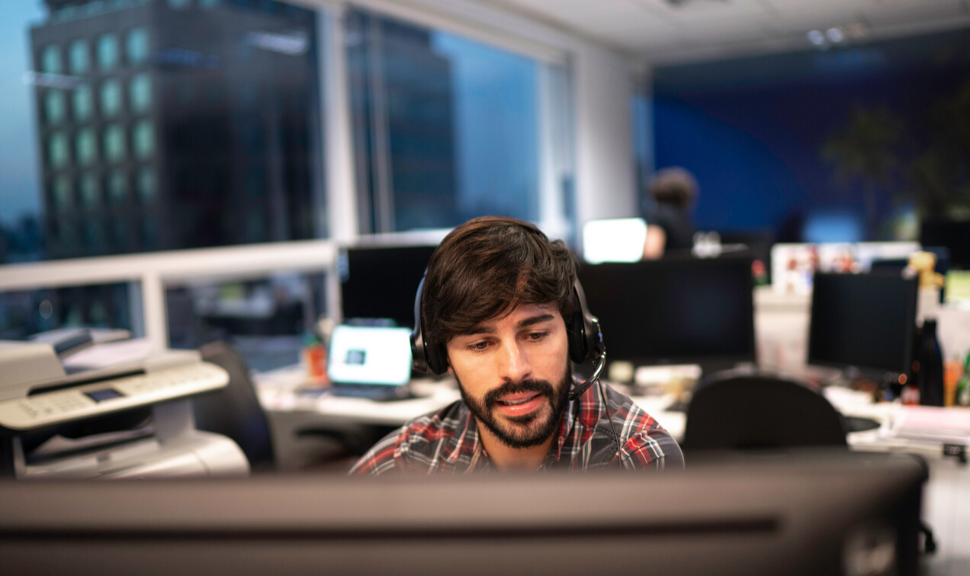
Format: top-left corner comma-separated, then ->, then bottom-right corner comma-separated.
49,132 -> 69,169
100,80 -> 122,117
141,216 -> 159,249
129,74 -> 151,113
107,170 -> 127,204
52,176 -> 73,210
41,45 -> 61,74
69,40 -> 89,74
80,173 -> 101,208
111,219 -> 129,249
73,84 -> 93,121
168,0 -> 191,9
127,28 -> 149,65
137,166 -> 156,204
83,221 -> 103,250
45,91 -> 66,125
133,120 -> 154,159
97,34 -> 119,71
103,124 -> 125,163
75,128 -> 97,166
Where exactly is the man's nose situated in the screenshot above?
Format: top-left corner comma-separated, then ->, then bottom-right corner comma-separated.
499,341 -> 533,383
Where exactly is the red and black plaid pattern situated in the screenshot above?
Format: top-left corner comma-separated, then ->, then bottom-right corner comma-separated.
350,380 -> 684,475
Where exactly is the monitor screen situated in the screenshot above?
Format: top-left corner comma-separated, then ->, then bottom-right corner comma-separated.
577,255 -> 756,368
327,325 -> 412,386
808,272 -> 918,376
338,244 -> 438,329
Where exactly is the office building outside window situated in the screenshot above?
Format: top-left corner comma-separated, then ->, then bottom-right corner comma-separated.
48,132 -> 68,169
129,74 -> 150,113
73,84 -> 93,121
41,45 -> 61,74
69,40 -> 89,74
45,91 -> 65,125
100,80 -> 122,117
126,27 -> 149,65
97,33 -> 118,71
103,124 -> 125,163
345,9 -> 540,234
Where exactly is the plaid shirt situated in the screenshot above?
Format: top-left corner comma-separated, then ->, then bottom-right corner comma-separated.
350,380 -> 684,474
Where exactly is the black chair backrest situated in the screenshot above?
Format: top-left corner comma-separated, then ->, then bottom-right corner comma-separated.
194,342 -> 275,471
682,371 -> 847,452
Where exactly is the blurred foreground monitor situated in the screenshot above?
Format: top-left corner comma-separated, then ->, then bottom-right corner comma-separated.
0,451 -> 925,576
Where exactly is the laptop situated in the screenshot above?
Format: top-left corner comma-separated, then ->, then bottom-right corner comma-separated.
327,325 -> 415,401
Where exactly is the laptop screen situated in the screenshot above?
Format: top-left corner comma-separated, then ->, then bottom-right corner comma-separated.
327,325 -> 413,386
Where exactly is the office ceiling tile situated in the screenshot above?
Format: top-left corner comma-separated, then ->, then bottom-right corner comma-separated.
477,0 -> 970,63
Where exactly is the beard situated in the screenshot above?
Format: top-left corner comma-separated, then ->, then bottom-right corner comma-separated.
457,361 -> 573,449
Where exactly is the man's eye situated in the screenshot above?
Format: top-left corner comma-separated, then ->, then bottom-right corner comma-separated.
468,341 -> 489,352
527,332 -> 546,341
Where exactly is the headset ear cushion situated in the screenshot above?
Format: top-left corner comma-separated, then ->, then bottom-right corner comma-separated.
569,307 -> 588,364
425,328 -> 447,375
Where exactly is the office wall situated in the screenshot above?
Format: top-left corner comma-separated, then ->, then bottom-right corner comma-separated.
652,28 -> 970,242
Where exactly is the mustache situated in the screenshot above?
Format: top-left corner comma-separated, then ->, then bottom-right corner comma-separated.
484,379 -> 554,409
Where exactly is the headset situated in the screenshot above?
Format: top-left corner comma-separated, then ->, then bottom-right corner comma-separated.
410,276 -> 606,401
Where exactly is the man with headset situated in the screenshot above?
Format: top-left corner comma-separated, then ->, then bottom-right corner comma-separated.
351,217 -> 683,474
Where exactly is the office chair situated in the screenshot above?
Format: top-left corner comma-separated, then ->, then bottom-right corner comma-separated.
194,341 -> 276,472
681,368 -> 937,554
682,370 -> 847,452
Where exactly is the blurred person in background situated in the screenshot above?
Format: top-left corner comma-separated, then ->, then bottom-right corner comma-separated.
643,167 -> 698,259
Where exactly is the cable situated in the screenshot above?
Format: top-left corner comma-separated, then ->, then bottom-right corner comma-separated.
596,376 -> 623,460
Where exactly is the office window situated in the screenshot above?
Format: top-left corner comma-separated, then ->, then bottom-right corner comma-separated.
126,28 -> 149,65
132,120 -> 154,159
73,84 -> 93,121
48,132 -> 69,169
97,34 -> 119,71
129,73 -> 151,113
345,9 -> 541,233
107,170 -> 127,205
137,166 -> 156,204
69,40 -> 89,74
41,45 -> 61,74
103,124 -> 125,163
100,80 -> 122,117
45,91 -> 66,125
75,128 -> 97,166
52,176 -> 72,211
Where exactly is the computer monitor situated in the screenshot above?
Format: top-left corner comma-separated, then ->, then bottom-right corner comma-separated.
808,272 -> 918,379
338,244 -> 438,328
577,255 -> 756,372
920,219 -> 970,270
0,451 -> 925,576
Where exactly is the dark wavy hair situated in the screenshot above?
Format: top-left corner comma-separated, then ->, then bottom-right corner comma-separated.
421,217 -> 577,361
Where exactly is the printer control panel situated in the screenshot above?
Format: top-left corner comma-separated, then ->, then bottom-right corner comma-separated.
0,362 -> 228,431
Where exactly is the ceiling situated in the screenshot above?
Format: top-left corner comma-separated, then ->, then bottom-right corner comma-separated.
481,0 -> 970,64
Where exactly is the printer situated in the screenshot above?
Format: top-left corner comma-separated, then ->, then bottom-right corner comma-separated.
0,340 -> 250,479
